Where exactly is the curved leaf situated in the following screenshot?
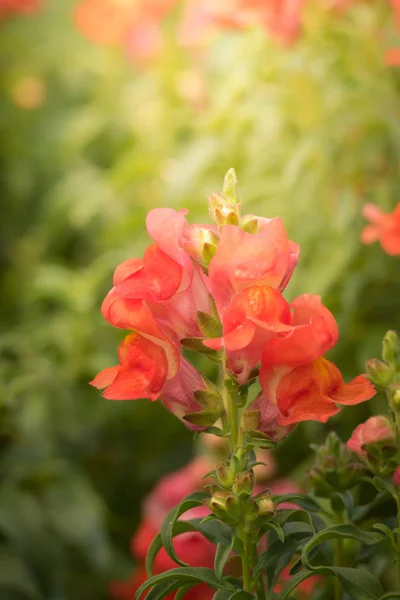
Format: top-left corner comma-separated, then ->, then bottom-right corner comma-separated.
278,568 -> 316,599
214,539 -> 235,579
160,492 -> 209,567
273,494 -> 323,513
135,567 -> 234,600
146,520 -> 198,576
301,523 -> 384,570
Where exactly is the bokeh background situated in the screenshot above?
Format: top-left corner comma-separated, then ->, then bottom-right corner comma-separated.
1,0 -> 400,598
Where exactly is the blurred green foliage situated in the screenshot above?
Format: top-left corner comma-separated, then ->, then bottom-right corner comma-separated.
0,0 -> 400,597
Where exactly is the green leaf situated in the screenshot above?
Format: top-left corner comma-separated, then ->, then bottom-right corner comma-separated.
146,521 -> 199,576
0,548 -> 42,599
261,521 -> 285,543
175,584 -> 197,600
278,568 -> 316,599
135,567 -> 234,599
160,492 -> 210,567
191,518 -> 232,546
352,491 -> 390,522
145,582 -> 182,600
273,494 -> 323,513
229,592 -> 255,599
213,591 -> 231,600
214,539 -> 234,579
301,523 -> 384,571
379,594 -> 400,599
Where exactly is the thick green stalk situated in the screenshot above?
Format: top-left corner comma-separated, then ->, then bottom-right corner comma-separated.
333,539 -> 343,600
241,533 -> 252,593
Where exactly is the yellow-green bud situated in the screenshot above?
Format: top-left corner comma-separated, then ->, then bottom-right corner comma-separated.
232,470 -> 255,497
255,494 -> 275,517
382,330 -> 400,368
216,461 -> 236,490
365,359 -> 395,390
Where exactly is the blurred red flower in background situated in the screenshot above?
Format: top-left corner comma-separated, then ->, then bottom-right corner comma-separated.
361,202 -> 400,256
0,0 -> 42,18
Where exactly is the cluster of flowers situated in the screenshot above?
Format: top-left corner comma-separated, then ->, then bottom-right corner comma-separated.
362,202 -> 400,256
91,171 -> 375,437
110,441 -> 318,600
74,0 -> 399,63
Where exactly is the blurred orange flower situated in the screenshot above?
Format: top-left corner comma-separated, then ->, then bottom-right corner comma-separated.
362,202 -> 400,256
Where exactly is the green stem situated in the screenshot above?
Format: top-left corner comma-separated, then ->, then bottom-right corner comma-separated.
227,385 -> 239,451
241,533 -> 252,593
333,538 -> 343,600
250,539 -> 265,600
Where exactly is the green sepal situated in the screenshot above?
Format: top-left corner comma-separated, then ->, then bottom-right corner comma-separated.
194,389 -> 223,411
197,311 -> 222,338
184,410 -> 220,427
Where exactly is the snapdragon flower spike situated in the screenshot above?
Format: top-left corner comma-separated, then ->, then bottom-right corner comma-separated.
260,357 -> 375,426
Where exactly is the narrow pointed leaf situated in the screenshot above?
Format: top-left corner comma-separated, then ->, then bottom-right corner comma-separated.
135,567 -> 234,599
214,539 -> 234,579
160,492 -> 210,567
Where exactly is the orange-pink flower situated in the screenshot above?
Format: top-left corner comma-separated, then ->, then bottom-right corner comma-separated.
209,220 -> 299,315
361,202 -> 400,256
260,357 -> 375,426
347,416 -> 395,457
90,331 -> 178,400
74,0 -> 175,62
261,294 -> 339,367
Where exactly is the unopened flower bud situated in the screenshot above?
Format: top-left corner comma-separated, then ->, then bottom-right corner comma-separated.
225,494 -> 242,519
365,359 -> 395,390
392,386 -> 400,409
208,192 -> 240,226
216,461 -> 236,490
240,214 -> 259,234
309,432 -> 364,495
232,470 -> 255,497
207,490 -> 231,518
382,330 -> 400,369
347,416 -> 398,468
222,168 -> 239,205
255,493 -> 275,517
